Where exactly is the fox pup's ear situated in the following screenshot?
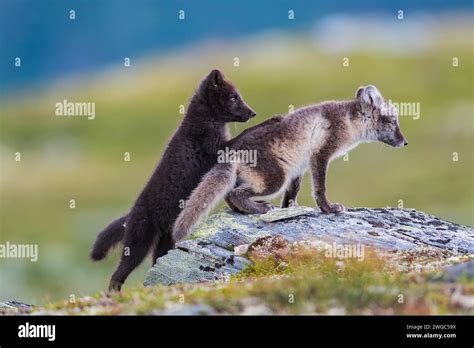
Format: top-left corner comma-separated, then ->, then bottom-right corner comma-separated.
355,86 -> 365,99
358,85 -> 383,108
208,69 -> 225,86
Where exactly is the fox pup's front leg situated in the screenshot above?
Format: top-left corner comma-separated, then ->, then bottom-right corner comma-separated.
281,176 -> 302,208
310,153 -> 345,213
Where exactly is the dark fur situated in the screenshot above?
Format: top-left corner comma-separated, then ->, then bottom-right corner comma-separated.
90,215 -> 127,261
90,69 -> 256,291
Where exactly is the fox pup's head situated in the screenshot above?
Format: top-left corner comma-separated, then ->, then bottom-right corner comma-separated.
356,85 -> 408,148
200,69 -> 256,122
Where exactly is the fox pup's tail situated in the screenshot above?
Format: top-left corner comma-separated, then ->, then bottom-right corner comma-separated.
90,215 -> 127,261
172,163 -> 236,242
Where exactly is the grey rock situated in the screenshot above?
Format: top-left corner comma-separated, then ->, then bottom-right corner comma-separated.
0,302 -> 16,309
260,206 -> 314,222
439,260 -> 474,282
0,300 -> 33,311
144,206 -> 474,287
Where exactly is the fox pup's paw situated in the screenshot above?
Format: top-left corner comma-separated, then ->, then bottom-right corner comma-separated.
320,202 -> 345,214
255,200 -> 275,214
108,279 -> 123,292
169,238 -> 177,249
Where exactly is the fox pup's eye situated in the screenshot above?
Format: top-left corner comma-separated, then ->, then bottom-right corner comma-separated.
229,97 -> 237,102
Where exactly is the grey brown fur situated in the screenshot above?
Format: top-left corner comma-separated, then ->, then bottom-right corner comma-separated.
172,85 -> 408,243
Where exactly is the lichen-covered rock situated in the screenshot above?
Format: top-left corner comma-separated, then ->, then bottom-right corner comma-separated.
260,206 -> 314,222
144,207 -> 474,287
438,260 -> 474,282
0,301 -> 33,313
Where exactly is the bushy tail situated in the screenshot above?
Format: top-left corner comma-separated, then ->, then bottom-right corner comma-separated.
90,215 -> 127,261
172,163 -> 236,243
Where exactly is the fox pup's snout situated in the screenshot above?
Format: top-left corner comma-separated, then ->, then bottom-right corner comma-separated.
356,85 -> 408,149
385,125 -> 408,148
229,95 -> 257,122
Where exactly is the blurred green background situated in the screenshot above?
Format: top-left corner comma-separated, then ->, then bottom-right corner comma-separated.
1,3 -> 473,305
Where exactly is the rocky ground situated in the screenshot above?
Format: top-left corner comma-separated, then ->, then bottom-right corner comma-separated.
2,207 -> 473,315
144,207 -> 474,287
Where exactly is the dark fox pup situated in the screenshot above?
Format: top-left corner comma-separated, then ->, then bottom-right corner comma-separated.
90,69 -> 256,291
173,85 -> 408,242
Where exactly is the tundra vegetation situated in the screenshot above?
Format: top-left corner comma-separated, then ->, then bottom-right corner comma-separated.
2,246 -> 472,315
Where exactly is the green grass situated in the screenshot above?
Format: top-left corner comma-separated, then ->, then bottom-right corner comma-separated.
0,30 -> 473,304
4,247 -> 472,315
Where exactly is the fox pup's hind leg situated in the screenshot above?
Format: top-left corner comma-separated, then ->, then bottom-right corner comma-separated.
226,185 -> 273,214
109,210 -> 155,291
224,180 -> 272,214
224,196 -> 245,213
225,196 -> 273,214
281,176 -> 302,208
151,232 -> 173,264
310,152 -> 345,213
